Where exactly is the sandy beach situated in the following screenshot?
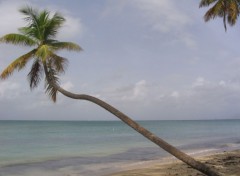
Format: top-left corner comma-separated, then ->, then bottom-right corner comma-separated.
107,150 -> 240,176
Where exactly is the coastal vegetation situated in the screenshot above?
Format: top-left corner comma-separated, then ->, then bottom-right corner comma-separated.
199,0 -> 240,31
0,6 -> 223,176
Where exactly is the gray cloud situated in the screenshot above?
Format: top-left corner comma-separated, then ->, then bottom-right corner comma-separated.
133,0 -> 191,32
0,0 -> 26,36
88,77 -> 240,120
0,81 -> 20,99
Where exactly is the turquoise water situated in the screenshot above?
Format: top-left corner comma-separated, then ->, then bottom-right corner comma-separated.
0,120 -> 240,175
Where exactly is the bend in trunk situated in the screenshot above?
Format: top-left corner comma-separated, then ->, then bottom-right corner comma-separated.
43,64 -> 222,176
57,86 -> 222,176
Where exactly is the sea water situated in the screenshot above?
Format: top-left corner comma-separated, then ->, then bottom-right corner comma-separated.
0,120 -> 239,176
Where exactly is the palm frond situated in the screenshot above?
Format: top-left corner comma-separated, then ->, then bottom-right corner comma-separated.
199,0 -> 218,7
50,42 -> 82,51
203,0 -> 225,21
227,0 -> 240,26
0,34 -> 36,46
19,6 -> 49,41
45,83 -> 58,102
19,6 -> 38,24
20,6 -> 37,17
19,26 -> 40,41
44,66 -> 59,102
200,0 -> 240,31
48,53 -> 68,73
0,49 -> 36,79
19,6 -> 40,38
39,9 -> 50,25
43,12 -> 65,40
27,59 -> 43,90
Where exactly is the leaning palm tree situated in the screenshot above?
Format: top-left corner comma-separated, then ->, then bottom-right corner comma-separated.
0,6 -> 221,176
199,0 -> 240,31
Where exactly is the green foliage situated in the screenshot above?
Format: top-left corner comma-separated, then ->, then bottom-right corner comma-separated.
0,6 -> 81,102
0,49 -> 36,79
50,42 -> 82,51
0,34 -> 36,46
199,0 -> 218,7
19,6 -> 65,41
48,53 -> 68,74
28,59 -> 43,90
199,0 -> 240,31
44,65 -> 59,102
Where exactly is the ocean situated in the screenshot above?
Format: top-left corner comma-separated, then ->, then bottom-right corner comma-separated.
0,120 -> 239,176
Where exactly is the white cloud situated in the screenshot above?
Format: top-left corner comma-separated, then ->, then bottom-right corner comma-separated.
0,81 -> 20,99
219,80 -> 226,86
133,80 -> 147,98
180,33 -> 197,49
171,91 -> 179,98
129,0 -> 196,48
121,80 -> 147,101
101,0 -> 128,18
92,77 -> 240,119
0,0 -> 27,36
102,0 -> 196,48
192,77 -> 208,87
61,81 -> 74,90
133,0 -> 191,33
58,14 -> 84,40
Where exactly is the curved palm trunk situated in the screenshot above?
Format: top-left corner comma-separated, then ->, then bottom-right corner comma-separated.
44,64 -> 221,176
57,87 -> 222,176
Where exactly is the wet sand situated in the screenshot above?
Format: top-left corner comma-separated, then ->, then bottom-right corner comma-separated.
107,150 -> 240,176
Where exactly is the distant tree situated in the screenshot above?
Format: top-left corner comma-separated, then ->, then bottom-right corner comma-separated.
199,0 -> 240,31
0,6 -> 221,176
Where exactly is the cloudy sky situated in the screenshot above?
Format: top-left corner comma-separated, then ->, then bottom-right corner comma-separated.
1,0 -> 240,120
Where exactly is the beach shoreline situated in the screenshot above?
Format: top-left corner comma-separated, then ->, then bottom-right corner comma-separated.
106,149 -> 240,176
1,120 -> 239,176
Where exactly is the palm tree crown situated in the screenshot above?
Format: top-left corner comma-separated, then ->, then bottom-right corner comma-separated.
0,6 -> 82,102
199,0 -> 240,31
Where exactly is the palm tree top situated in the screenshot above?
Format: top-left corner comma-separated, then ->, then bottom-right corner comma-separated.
0,6 -> 82,102
199,0 -> 240,31
20,6 -> 66,44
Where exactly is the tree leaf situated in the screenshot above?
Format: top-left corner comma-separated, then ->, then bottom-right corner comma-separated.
0,49 -> 36,79
0,34 -> 36,46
